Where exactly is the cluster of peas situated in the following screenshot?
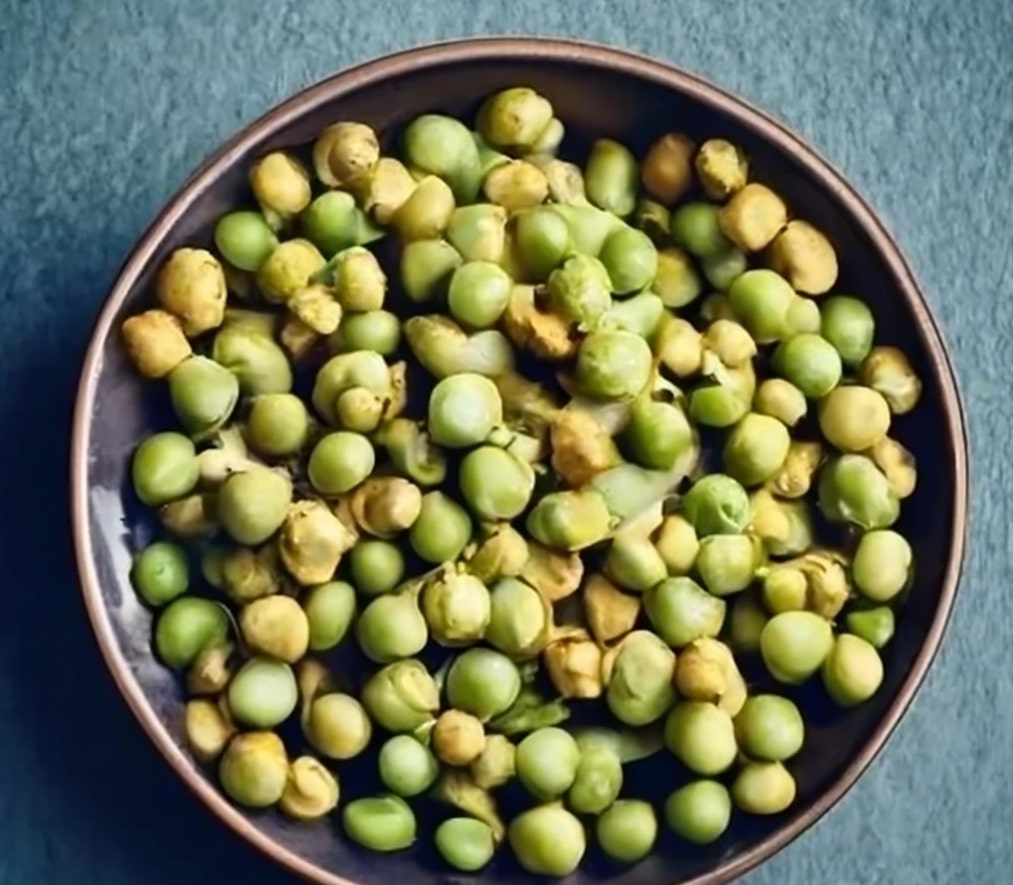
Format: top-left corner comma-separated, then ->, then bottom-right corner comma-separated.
121,85 -> 924,876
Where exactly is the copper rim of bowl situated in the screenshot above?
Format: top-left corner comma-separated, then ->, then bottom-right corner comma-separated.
70,36 -> 969,885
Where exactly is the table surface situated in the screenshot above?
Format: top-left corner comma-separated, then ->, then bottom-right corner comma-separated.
1,0 -> 1008,882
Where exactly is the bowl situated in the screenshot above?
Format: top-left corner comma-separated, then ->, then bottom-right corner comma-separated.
71,37 -> 968,885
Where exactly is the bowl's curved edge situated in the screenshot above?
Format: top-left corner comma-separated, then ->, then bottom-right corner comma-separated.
70,36 -> 969,885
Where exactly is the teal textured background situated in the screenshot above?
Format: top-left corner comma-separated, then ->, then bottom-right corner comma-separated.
0,0 -> 1007,882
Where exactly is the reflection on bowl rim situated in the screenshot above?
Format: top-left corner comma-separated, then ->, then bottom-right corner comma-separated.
70,36 -> 968,885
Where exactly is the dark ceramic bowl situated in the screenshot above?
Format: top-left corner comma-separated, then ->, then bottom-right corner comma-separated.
71,37 -> 968,885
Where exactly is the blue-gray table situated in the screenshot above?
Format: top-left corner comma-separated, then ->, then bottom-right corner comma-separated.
2,0 -> 1007,882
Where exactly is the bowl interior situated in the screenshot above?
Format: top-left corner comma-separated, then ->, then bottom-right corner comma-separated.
77,43 -> 964,885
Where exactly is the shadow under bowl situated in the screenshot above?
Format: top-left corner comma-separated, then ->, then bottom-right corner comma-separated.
71,36 -> 968,885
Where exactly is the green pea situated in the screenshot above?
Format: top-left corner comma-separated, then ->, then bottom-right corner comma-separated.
400,238 -> 463,303
302,580 -> 357,651
356,590 -> 428,663
820,295 -> 875,366
216,467 -> 292,545
734,695 -> 805,761
342,795 -> 417,852
508,804 -> 586,877
727,269 -> 796,343
547,254 -> 613,327
459,446 -> 535,521
664,702 -> 737,775
132,432 -> 200,507
653,515 -> 699,575
771,333 -> 843,398
723,412 -> 792,487
446,648 -> 522,722
245,393 -> 309,457
621,397 -> 694,471
214,210 -> 278,271
754,378 -> 808,427
567,747 -> 622,814
599,226 -> 658,295
818,385 -> 891,453
644,577 -> 726,647
349,541 -> 405,597
308,431 -> 375,495
688,359 -> 756,429
845,606 -> 896,649
212,326 -> 293,396
596,800 -> 658,864
732,761 -> 796,815
307,693 -> 373,759
601,292 -> 665,339
516,727 -> 580,800
702,246 -> 748,291
576,330 -> 653,399
760,611 -> 834,685
168,356 -> 240,439
131,540 -> 189,607
434,817 -> 496,872
300,190 -> 359,257
822,634 -> 884,706
605,631 -> 677,725
333,310 -> 401,355
154,597 -> 228,669
585,138 -> 638,217
852,530 -> 913,602
227,658 -> 298,728
763,568 -> 808,614
378,735 -> 439,797
696,534 -> 759,596
788,297 -> 822,335
671,202 -> 733,258
664,780 -> 732,844
729,593 -> 769,654
448,261 -> 512,329
605,534 -> 668,593
361,659 -> 439,733
681,474 -> 750,536
410,491 -> 473,564
402,113 -> 482,202
446,203 -> 509,264
817,454 -> 900,530
514,206 -> 570,280
427,373 -> 503,448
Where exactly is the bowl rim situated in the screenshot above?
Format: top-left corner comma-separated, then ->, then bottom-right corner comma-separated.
70,35 -> 969,885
